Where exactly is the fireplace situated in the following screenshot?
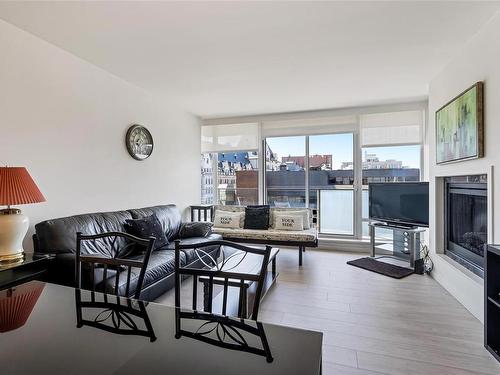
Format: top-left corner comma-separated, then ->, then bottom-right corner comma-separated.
445,175 -> 487,277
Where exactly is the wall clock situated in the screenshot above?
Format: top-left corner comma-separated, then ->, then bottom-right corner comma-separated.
126,124 -> 154,160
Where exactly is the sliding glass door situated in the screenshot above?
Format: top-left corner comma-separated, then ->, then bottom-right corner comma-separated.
265,133 -> 356,236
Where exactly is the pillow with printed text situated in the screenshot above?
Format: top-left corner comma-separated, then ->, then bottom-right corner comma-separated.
213,210 -> 243,229
274,214 -> 304,231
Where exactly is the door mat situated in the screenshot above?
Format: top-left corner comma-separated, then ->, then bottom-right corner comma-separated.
347,257 -> 414,279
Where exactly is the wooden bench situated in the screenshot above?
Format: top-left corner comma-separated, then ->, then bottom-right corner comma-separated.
199,247 -> 279,319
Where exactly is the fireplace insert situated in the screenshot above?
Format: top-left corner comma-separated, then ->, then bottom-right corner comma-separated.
445,175 -> 487,277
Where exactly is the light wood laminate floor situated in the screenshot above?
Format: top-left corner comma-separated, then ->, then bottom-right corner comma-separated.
155,249 -> 500,375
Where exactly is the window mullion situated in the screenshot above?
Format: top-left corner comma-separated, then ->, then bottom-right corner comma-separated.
305,135 -> 310,208
353,130 -> 363,239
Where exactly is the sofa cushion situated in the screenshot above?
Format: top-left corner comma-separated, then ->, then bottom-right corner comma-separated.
128,205 -> 182,241
103,233 -> 222,296
167,233 -> 222,263
97,250 -> 185,297
244,205 -> 270,230
212,227 -> 317,243
35,210 -> 133,255
124,214 -> 169,251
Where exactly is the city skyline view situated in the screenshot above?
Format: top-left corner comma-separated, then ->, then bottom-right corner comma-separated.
266,134 -> 421,169
202,132 -> 421,238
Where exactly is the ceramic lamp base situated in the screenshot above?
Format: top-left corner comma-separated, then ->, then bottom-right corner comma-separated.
0,209 -> 28,262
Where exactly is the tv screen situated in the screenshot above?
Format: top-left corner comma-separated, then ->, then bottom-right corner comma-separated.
369,182 -> 429,227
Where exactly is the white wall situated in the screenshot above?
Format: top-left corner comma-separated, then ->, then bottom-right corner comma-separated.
428,11 -> 500,321
0,19 -> 201,251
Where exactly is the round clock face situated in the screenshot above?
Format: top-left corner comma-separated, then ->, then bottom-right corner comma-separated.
126,125 -> 154,160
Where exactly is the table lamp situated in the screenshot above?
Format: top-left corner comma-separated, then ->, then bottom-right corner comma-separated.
0,167 -> 45,262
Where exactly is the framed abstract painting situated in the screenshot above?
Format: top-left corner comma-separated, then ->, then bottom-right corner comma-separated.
436,82 -> 484,164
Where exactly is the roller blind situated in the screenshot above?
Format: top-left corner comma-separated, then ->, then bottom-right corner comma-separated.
201,123 -> 259,152
360,110 -> 423,147
262,115 -> 357,137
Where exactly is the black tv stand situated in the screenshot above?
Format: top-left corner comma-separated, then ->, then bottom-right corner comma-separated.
369,222 -> 425,274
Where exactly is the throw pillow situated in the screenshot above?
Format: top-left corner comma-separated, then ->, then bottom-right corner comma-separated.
213,210 -> 242,229
178,222 -> 213,238
124,214 -> 169,251
270,209 -> 310,229
214,206 -> 246,227
274,214 -> 304,231
244,205 -> 270,230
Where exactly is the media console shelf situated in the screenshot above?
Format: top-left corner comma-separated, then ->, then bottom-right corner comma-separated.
369,222 -> 425,273
485,244 -> 500,363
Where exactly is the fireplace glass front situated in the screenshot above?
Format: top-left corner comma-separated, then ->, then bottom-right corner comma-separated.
445,175 -> 487,277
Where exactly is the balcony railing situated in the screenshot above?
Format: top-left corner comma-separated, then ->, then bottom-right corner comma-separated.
266,186 -> 356,235
217,188 -> 259,206
266,187 -> 307,208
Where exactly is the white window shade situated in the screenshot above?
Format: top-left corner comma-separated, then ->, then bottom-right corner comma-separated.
201,123 -> 259,152
360,110 -> 423,147
262,115 -> 357,137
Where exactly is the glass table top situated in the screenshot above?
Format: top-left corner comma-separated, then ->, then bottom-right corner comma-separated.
0,253 -> 51,271
0,281 -> 322,375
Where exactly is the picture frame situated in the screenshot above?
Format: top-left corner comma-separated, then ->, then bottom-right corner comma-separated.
435,81 -> 484,164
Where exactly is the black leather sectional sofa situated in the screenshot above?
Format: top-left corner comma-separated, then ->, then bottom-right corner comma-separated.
33,204 -> 221,301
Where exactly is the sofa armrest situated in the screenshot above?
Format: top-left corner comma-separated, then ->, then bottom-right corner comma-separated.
45,253 -> 77,287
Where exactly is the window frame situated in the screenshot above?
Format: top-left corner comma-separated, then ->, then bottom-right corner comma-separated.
202,105 -> 426,241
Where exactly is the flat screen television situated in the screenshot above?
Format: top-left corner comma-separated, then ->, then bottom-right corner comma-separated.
369,182 -> 429,227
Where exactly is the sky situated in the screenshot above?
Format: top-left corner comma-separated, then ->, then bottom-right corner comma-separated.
266,134 -> 420,169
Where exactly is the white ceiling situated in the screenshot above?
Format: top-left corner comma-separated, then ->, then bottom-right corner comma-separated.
1,1 -> 499,118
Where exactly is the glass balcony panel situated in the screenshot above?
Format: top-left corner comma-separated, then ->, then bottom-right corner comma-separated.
217,188 -> 259,206
266,188 -> 306,208
362,188 -> 369,219
319,189 -> 354,235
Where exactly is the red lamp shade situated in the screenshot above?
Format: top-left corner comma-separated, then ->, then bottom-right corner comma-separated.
0,167 -> 45,206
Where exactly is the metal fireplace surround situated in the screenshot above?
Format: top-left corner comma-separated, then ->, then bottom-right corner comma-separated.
444,175 -> 487,278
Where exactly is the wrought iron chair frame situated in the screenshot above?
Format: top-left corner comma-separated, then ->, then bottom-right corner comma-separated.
75,231 -> 155,300
174,239 -> 271,321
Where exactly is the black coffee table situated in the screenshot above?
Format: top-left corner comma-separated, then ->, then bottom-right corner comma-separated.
200,247 -> 279,318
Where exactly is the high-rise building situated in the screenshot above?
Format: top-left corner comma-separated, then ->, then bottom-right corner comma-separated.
341,151 -> 404,170
200,153 -> 214,204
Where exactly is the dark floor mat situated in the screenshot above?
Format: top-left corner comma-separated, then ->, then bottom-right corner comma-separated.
347,257 -> 414,279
